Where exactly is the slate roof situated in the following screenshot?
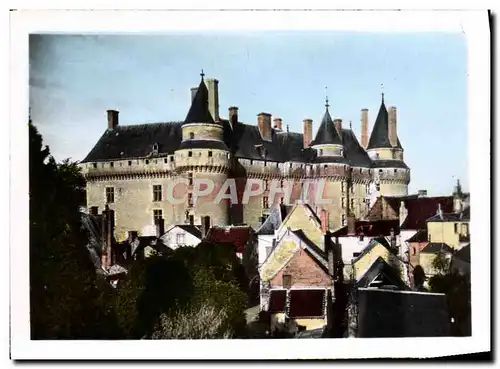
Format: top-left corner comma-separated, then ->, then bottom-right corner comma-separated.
420,242 -> 453,254
356,256 -> 409,290
427,210 -> 469,222
205,226 -> 253,254
311,107 -> 342,146
184,77 -> 215,124
453,244 -> 470,263
406,228 -> 428,243
366,98 -> 403,150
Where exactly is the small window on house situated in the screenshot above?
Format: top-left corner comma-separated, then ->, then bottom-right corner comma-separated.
283,274 -> 292,289
188,172 -> 193,186
340,149 -> 344,156
105,187 -> 115,204
263,196 -> 269,209
176,233 -> 186,245
153,209 -> 163,222
164,158 -> 168,163
264,161 -> 267,167
394,169 -> 397,173
454,223 -> 458,233
92,163 -> 97,169
188,151 -> 193,157
208,151 -> 212,157
188,193 -> 193,207
145,159 -> 150,165
170,156 -> 174,162
189,132 -> 194,139
324,165 -> 327,169
110,162 -> 114,167
153,143 -> 159,152
289,163 -> 292,169
153,185 -> 162,202
250,160 -> 253,165
128,160 -> 132,166
379,169 -> 383,173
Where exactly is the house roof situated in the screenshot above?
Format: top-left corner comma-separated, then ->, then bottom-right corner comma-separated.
366,98 -> 403,150
330,219 -> 401,238
351,237 -> 399,264
420,242 -> 454,254
311,107 -> 343,146
174,225 -> 202,239
256,203 -> 291,235
453,245 -> 470,263
205,226 -> 252,254
356,256 -> 409,290
184,77 -> 216,124
384,195 -> 455,230
406,228 -> 428,243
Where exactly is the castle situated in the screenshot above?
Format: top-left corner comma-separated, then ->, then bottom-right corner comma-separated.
80,73 -> 410,241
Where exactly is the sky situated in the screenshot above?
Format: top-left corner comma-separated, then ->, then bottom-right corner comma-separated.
29,32 -> 468,196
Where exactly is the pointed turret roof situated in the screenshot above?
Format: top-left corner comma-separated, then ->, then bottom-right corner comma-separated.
311,101 -> 342,146
184,73 -> 215,124
366,94 -> 402,150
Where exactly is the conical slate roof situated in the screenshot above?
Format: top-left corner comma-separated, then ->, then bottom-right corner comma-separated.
366,96 -> 403,150
184,76 -> 215,124
311,107 -> 342,146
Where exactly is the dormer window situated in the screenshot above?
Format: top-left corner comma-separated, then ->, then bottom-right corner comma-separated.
152,143 -> 159,153
375,153 -> 380,159
319,149 -> 323,156
340,149 -> 344,156
189,132 -> 194,139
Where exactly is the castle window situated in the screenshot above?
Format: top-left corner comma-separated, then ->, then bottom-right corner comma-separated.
145,159 -> 150,165
176,233 -> 186,246
394,169 -> 397,173
188,151 -> 193,157
164,158 -> 168,163
110,162 -> 114,168
106,187 -> 115,204
208,151 -> 212,157
283,274 -> 292,289
319,149 -> 323,156
263,196 -> 269,209
188,193 -> 193,207
128,160 -> 132,166
189,132 -> 194,139
341,197 -> 346,209
188,172 -> 193,186
152,143 -> 159,153
250,160 -> 253,165
379,169 -> 383,173
170,156 -> 174,162
92,163 -> 97,169
153,209 -> 163,223
289,163 -> 292,169
153,185 -> 162,202
324,165 -> 327,169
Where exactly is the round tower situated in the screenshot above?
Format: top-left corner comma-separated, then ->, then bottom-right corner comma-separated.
366,93 -> 410,198
174,72 -> 230,227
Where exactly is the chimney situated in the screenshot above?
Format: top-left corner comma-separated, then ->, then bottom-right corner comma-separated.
229,106 -> 239,125
418,190 -> 428,198
436,204 -> 443,218
320,209 -> 329,233
190,87 -> 198,102
206,78 -> 219,121
399,201 -> 408,227
347,214 -> 356,236
201,216 -> 211,239
128,231 -> 138,243
361,109 -> 369,149
257,113 -> 272,141
333,118 -> 343,138
155,217 -> 165,238
107,110 -> 119,130
303,119 -> 313,147
273,118 -> 283,130
388,106 -> 397,147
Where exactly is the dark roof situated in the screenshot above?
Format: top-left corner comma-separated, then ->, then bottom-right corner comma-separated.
256,203 -> 290,235
331,219 -> 401,238
366,99 -> 403,150
453,245 -> 470,263
178,139 -> 228,151
372,160 -> 409,169
420,242 -> 453,254
288,289 -> 326,318
406,228 -> 428,243
175,225 -> 202,239
357,256 -> 409,290
341,129 -> 373,167
268,289 -> 286,313
384,195 -> 454,230
81,122 -> 182,163
311,108 -> 342,146
205,226 -> 252,254
184,77 -> 215,124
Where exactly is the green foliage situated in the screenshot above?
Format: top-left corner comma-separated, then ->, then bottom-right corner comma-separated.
432,252 -> 451,274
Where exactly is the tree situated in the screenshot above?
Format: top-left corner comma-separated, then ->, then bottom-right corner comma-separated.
29,121 -> 119,338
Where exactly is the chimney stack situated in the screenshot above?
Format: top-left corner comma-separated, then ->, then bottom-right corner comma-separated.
257,113 -> 272,141
361,109 -> 369,149
320,209 -> 329,234
201,215 -> 211,239
229,106 -> 239,126
388,106 -> 397,147
107,110 -> 119,130
303,119 -> 313,147
206,78 -> 219,121
333,118 -> 343,138
190,87 -> 198,102
418,189 -> 427,198
155,217 -> 165,238
273,118 -> 283,130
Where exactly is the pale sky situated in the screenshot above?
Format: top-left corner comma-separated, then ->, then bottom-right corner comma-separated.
29,32 -> 468,196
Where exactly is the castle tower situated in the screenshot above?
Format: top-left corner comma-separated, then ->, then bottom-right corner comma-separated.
310,96 -> 350,229
366,93 -> 410,199
174,72 -> 230,227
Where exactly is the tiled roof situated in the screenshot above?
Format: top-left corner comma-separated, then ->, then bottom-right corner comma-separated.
311,107 -> 342,146
184,77 -> 215,124
205,226 -> 252,254
288,289 -> 326,318
420,242 -> 453,254
384,195 -> 455,230
406,228 -> 428,243
366,98 -> 403,150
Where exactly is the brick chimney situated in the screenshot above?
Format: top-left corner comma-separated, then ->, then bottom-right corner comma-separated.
229,106 -> 239,125
257,113 -> 272,141
347,214 -> 356,236
155,217 -> 165,238
190,87 -> 198,102
320,209 -> 329,233
388,106 -> 397,147
107,110 -> 119,130
303,119 -> 313,147
206,78 -> 219,121
333,118 -> 343,138
361,109 -> 368,149
273,117 -> 283,130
